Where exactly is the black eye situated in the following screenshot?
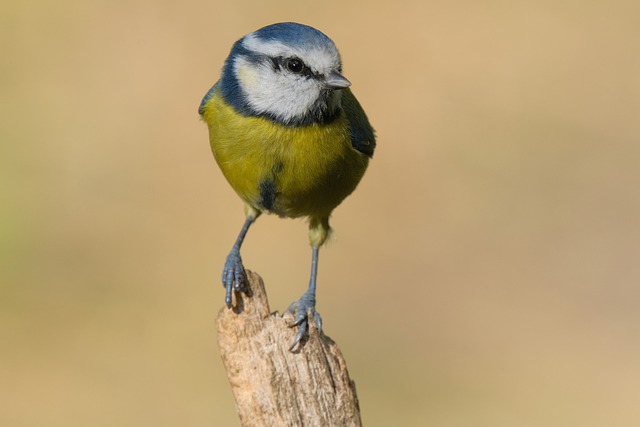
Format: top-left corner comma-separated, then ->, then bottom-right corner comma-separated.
286,58 -> 304,73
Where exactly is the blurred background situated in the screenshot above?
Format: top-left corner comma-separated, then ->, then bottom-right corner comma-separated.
2,0 -> 639,425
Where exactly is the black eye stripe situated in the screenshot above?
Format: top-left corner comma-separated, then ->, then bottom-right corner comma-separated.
270,56 -> 317,78
269,56 -> 280,70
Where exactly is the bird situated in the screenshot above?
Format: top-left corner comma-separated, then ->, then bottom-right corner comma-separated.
199,22 -> 376,350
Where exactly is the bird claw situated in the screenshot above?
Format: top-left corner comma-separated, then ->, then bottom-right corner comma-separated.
222,249 -> 246,308
286,293 -> 322,351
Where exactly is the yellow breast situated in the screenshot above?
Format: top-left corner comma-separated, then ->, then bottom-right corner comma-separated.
201,92 -> 369,218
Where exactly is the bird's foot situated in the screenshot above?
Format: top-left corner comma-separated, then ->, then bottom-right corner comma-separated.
286,292 -> 323,351
222,249 -> 246,308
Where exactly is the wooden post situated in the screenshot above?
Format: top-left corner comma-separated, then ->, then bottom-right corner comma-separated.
216,270 -> 362,427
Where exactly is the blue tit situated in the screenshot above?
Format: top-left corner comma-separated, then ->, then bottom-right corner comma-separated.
199,22 -> 376,350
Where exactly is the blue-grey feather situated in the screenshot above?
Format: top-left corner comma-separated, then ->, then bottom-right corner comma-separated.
342,89 -> 376,158
253,22 -> 335,50
198,82 -> 218,115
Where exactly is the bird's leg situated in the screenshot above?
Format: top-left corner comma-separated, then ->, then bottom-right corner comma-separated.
222,207 -> 260,308
287,245 -> 323,351
287,217 -> 330,350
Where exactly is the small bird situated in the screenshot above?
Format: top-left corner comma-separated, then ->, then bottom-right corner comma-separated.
199,22 -> 375,350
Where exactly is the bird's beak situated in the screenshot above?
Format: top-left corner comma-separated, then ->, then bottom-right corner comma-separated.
323,70 -> 351,90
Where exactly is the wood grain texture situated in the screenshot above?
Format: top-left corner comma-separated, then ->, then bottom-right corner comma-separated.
216,270 -> 362,427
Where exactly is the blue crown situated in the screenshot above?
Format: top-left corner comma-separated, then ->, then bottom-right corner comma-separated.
252,22 -> 334,49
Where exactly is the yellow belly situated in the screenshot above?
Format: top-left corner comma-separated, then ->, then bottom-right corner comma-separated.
202,92 -> 369,219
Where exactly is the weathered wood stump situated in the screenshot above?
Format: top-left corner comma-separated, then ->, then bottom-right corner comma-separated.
216,270 -> 362,427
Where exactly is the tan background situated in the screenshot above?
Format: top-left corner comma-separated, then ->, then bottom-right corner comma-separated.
2,0 -> 639,425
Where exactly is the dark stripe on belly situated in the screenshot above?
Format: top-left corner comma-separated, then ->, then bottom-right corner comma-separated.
259,179 -> 277,211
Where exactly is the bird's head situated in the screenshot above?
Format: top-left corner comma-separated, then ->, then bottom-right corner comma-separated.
219,22 -> 351,126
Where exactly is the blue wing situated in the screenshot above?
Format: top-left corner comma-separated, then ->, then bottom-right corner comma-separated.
342,89 -> 376,158
198,82 -> 219,116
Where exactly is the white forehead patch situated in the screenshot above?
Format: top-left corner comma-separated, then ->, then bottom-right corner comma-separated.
242,33 -> 341,73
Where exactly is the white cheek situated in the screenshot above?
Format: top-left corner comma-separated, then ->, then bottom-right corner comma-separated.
235,56 -> 321,123
235,61 -> 260,91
